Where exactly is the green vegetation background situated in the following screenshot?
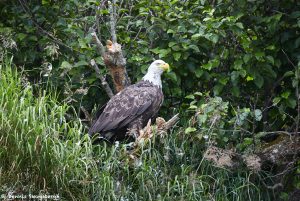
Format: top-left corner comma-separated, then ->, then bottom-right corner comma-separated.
0,0 -> 300,200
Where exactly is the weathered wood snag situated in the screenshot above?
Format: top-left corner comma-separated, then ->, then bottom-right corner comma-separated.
90,0 -> 130,94
204,134 -> 300,191
103,40 -> 130,92
204,134 -> 300,172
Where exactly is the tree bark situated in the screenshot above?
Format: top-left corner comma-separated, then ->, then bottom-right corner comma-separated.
103,40 -> 131,92
90,0 -> 131,94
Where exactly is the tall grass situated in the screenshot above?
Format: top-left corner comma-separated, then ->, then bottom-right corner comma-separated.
0,58 -> 274,200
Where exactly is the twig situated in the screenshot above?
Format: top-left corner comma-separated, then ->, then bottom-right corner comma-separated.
108,0 -> 117,43
18,0 -> 77,53
90,59 -> 114,98
95,1 -> 107,41
91,32 -> 105,57
282,49 -> 299,134
161,114 -> 180,131
95,7 -> 102,41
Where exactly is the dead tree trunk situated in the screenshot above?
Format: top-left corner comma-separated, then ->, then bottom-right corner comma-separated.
90,0 -> 131,95
103,40 -> 130,92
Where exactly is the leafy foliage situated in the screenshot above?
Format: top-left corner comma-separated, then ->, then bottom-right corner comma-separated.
0,58 -> 274,200
1,0 -> 299,131
1,0 -> 300,199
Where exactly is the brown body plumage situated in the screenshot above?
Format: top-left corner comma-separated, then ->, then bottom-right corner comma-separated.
88,60 -> 170,141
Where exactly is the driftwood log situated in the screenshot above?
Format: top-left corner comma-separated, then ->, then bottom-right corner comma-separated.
203,134 -> 300,192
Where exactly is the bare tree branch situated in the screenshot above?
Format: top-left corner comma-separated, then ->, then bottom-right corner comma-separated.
90,59 -> 114,98
95,7 -> 102,41
158,114 -> 180,131
108,0 -> 117,43
91,32 -> 105,57
18,0 -> 77,53
282,49 -> 300,134
90,0 -> 130,93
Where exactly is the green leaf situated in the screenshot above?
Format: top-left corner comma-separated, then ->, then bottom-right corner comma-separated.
254,74 -> 264,88
168,42 -> 176,47
202,62 -> 212,70
42,0 -> 49,5
189,45 -> 200,53
281,91 -> 290,99
205,33 -> 219,44
254,51 -> 265,60
283,71 -> 294,78
17,33 -> 27,41
194,92 -> 202,96
78,38 -> 87,49
188,105 -> 198,110
273,97 -> 281,105
171,45 -> 180,51
195,68 -> 203,78
235,22 -> 244,29
167,71 -> 177,82
231,71 -> 240,85
266,55 -> 274,65
60,61 -> 72,69
243,54 -> 251,63
185,94 -> 195,99
287,98 -> 296,108
246,76 -> 254,81
74,60 -> 88,67
254,109 -> 262,121
243,138 -> 253,146
213,84 -> 224,96
185,127 -> 197,134
223,137 -> 229,142
291,11 -> 300,18
233,59 -> 243,70
191,33 -> 202,40
167,29 -> 175,34
173,52 -> 181,61
232,86 -> 240,97
151,48 -> 171,58
266,45 -> 276,50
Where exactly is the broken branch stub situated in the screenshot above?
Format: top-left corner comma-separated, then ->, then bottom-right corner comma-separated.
104,40 -> 131,92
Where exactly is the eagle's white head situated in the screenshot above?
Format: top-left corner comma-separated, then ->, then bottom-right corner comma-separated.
142,60 -> 170,87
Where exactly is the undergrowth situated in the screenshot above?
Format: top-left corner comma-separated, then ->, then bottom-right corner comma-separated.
0,58 -> 275,200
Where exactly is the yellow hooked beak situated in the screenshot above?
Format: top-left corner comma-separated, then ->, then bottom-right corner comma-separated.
161,63 -> 170,72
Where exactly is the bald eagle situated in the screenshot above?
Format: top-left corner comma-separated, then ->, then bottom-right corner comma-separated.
88,60 -> 170,141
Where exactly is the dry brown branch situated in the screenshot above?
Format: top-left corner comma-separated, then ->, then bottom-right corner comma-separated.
133,114 -> 180,147
127,115 -> 179,165
90,59 -> 114,98
158,114 -> 180,131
